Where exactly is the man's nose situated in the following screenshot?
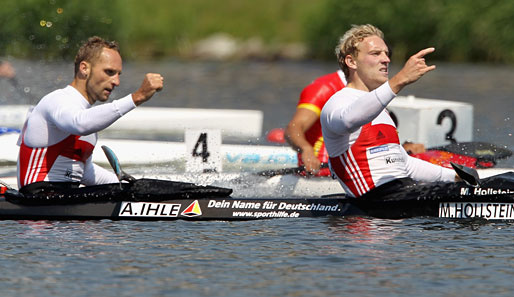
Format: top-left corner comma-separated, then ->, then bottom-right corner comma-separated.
112,74 -> 120,86
381,52 -> 390,63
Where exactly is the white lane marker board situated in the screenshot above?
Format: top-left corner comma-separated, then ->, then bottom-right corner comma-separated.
388,95 -> 473,148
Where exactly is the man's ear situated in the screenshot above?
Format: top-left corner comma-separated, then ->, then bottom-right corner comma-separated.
345,55 -> 357,70
79,61 -> 91,78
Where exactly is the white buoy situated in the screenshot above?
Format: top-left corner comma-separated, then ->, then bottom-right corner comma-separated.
388,96 -> 473,147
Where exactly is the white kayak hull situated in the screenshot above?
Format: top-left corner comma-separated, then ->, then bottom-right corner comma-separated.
0,132 -> 297,169
0,105 -> 263,139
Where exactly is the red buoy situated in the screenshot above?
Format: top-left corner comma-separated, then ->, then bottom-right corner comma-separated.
266,128 -> 286,143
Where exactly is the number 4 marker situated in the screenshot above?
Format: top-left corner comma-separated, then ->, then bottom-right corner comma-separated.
185,129 -> 222,173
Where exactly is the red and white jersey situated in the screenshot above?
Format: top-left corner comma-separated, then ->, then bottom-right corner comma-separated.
19,134 -> 96,187
296,70 -> 346,175
17,85 -> 136,188
321,82 -> 455,197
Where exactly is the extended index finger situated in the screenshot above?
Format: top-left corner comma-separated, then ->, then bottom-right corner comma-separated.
414,47 -> 435,58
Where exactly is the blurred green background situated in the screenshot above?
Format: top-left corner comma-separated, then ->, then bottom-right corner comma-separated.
1,0 -> 514,63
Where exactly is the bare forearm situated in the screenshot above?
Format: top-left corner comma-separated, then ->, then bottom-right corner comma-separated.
285,124 -> 312,154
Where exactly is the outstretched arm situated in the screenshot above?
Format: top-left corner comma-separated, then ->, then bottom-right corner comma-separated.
324,48 -> 438,135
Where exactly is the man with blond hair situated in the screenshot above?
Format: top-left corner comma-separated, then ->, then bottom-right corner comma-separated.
320,24 -> 457,198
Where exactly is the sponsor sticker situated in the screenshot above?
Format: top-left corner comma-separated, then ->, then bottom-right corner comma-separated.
385,155 -> 405,164
119,202 -> 181,217
369,145 -> 389,154
206,199 -> 342,219
206,199 -> 340,212
181,200 -> 203,217
439,202 -> 514,220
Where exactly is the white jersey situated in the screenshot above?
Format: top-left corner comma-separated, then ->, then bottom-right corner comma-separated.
320,82 -> 455,197
17,85 -> 136,188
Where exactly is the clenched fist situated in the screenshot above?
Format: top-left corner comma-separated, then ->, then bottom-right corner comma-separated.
132,73 -> 164,106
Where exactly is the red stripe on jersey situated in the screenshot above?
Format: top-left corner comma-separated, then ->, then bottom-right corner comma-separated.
329,122 -> 400,197
330,155 -> 357,196
18,135 -> 95,187
60,136 -> 95,163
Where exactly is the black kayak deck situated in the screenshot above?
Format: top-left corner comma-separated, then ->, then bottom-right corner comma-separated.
2,194 -> 514,221
1,173 -> 514,221
2,192 -> 514,221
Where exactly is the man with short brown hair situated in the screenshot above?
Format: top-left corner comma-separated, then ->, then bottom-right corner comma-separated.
17,36 -> 164,193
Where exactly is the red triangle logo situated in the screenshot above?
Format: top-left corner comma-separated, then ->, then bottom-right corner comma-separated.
376,131 -> 386,140
181,200 -> 202,217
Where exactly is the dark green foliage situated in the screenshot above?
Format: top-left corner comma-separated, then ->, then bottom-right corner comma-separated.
0,0 -> 121,60
304,0 -> 514,63
2,0 -> 514,63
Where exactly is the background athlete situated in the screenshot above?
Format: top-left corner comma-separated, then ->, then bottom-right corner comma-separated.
285,71 -> 346,176
0,61 -> 15,78
17,36 -> 163,193
320,24 -> 457,198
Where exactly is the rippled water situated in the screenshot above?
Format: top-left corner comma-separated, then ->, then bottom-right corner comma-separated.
1,218 -> 513,297
1,59 -> 514,296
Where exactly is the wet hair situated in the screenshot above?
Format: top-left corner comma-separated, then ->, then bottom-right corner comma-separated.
335,24 -> 385,78
74,36 -> 120,76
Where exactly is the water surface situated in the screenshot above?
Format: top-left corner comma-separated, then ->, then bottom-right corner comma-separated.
1,218 -> 513,297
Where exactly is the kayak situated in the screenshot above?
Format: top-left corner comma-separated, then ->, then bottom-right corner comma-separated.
1,168 -> 510,199
2,127 -> 511,170
1,138 -> 511,200
1,171 -> 514,221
